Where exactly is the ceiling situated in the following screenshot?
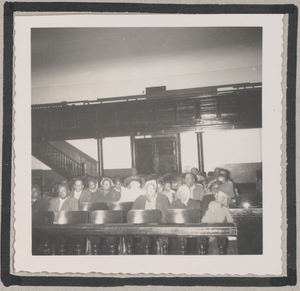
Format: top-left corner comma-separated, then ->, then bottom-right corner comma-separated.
31,27 -> 262,72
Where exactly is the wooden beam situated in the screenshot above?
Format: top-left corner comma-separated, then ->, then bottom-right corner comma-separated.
130,135 -> 136,168
176,133 -> 182,173
197,132 -> 204,173
33,223 -> 238,237
96,137 -> 103,177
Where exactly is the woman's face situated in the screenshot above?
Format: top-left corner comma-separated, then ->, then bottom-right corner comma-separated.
215,191 -> 228,206
115,180 -> 122,190
178,189 -> 188,203
157,184 -> 164,194
102,180 -> 111,191
89,180 -> 97,190
165,183 -> 172,191
146,184 -> 156,198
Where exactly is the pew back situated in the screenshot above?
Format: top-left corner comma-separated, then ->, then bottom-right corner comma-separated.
91,210 -> 124,224
54,211 -> 89,224
32,211 -> 54,225
127,210 -> 162,224
166,209 -> 201,224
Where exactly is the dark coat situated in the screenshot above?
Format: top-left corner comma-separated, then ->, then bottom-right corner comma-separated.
191,184 -> 206,201
32,196 -> 50,212
200,194 -> 216,218
70,189 -> 91,209
90,189 -> 121,205
132,194 -> 170,223
170,198 -> 201,210
48,196 -> 79,211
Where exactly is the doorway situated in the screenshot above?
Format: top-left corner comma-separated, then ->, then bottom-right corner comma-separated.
134,136 -> 181,174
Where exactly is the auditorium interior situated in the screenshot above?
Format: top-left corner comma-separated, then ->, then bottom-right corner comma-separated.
31,27 -> 263,255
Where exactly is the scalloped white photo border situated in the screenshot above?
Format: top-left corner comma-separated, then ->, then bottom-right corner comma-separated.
13,14 -> 284,276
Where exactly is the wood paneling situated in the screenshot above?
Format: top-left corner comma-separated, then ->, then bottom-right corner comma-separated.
32,83 -> 262,141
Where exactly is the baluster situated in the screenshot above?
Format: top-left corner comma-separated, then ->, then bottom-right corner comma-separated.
217,237 -> 228,255
74,238 -> 83,255
91,237 -> 99,255
75,243 -> 82,255
197,237 -> 208,255
178,237 -> 187,255
106,237 -> 117,255
141,237 -> 151,255
157,237 -> 168,255
42,238 -> 52,255
124,237 -> 133,255
58,239 -> 66,255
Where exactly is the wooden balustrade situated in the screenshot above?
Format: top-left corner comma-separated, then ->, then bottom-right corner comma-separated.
32,82 -> 262,140
32,223 -> 237,255
32,140 -> 85,179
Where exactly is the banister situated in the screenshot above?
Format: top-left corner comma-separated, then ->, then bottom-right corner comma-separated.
32,140 -> 83,168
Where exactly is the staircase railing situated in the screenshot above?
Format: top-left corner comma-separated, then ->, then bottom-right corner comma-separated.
32,140 -> 85,179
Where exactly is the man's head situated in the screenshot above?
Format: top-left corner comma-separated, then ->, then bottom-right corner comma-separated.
129,178 -> 141,190
210,181 -> 223,195
32,184 -> 41,200
132,168 -> 138,176
177,185 -> 191,204
58,182 -> 70,200
74,178 -> 84,192
114,178 -> 123,190
157,181 -> 164,194
219,168 -> 230,177
215,189 -> 230,207
191,168 -> 199,176
145,180 -> 157,198
165,182 -> 172,191
214,167 -> 221,176
216,174 -> 228,184
102,178 -> 112,191
184,173 -> 195,187
88,179 -> 97,191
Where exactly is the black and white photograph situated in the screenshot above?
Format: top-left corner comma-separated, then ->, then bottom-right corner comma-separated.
12,14 -> 284,275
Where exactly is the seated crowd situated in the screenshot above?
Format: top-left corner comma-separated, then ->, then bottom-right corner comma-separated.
32,166 -> 259,224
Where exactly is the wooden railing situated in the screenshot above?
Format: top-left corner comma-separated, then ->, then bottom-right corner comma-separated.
32,82 -> 262,140
32,223 -> 237,255
32,140 -> 85,179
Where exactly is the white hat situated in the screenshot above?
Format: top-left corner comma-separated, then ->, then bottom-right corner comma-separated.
144,180 -> 157,189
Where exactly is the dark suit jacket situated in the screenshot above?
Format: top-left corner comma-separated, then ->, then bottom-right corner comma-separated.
191,184 -> 206,201
48,196 -> 79,211
170,198 -> 201,210
200,194 -> 216,218
32,196 -> 50,212
132,194 -> 170,223
70,189 -> 91,209
90,189 -> 121,205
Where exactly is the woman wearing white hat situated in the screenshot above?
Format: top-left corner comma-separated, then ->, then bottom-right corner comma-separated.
90,177 -> 120,205
132,180 -> 170,223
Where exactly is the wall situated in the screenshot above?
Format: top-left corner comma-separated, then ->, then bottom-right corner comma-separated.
180,132 -> 198,173
102,136 -> 132,172
202,128 -> 262,183
202,128 -> 262,172
32,156 -> 50,170
179,128 -> 262,182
